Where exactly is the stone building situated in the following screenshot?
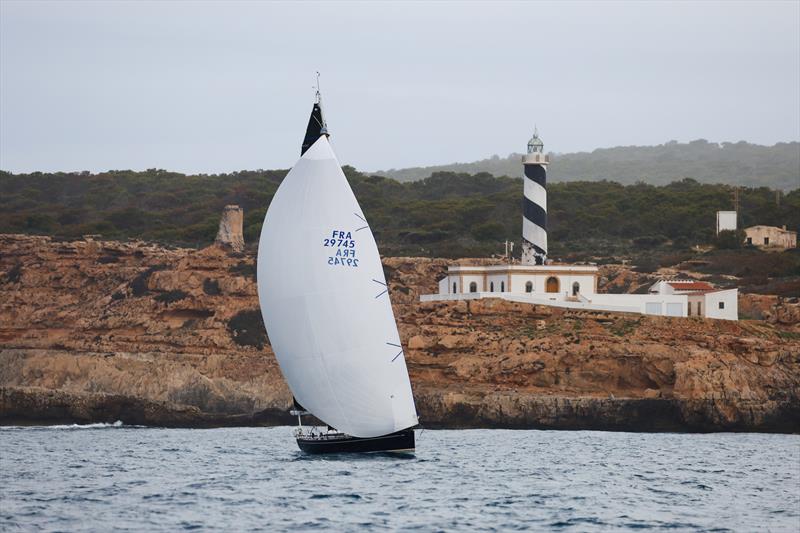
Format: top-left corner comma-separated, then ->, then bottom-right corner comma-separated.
215,205 -> 245,252
744,225 -> 797,249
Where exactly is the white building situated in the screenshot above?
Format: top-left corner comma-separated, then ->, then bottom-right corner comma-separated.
420,128 -> 739,321
648,279 -> 738,320
438,264 -> 598,299
424,267 -> 738,320
716,211 -> 737,235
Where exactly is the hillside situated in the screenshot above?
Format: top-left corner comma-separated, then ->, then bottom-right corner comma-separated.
377,140 -> 800,190
1,235 -> 798,431
2,169 -> 798,260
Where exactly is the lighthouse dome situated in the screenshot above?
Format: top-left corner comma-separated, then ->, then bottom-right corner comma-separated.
527,129 -> 544,154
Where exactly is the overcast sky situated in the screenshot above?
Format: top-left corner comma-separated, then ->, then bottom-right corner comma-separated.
1,0 -> 798,174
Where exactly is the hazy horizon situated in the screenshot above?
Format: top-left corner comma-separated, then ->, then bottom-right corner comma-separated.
1,1 -> 799,174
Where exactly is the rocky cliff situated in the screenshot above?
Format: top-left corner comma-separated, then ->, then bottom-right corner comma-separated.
1,234 -> 798,432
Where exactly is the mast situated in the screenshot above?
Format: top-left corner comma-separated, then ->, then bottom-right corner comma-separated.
300,72 -> 329,155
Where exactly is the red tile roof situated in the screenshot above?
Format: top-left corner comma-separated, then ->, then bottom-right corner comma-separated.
667,281 -> 714,291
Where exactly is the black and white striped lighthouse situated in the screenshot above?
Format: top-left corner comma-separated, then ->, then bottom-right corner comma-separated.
521,128 -> 549,265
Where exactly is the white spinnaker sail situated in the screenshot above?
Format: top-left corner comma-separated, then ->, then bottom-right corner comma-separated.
257,136 -> 418,438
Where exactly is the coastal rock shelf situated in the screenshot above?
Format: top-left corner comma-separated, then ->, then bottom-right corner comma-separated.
1,234 -> 798,432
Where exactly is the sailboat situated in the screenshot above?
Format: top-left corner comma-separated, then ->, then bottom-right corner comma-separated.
256,80 -> 419,454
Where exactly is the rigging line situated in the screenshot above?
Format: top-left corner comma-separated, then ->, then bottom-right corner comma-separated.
391,350 -> 403,362
386,342 -> 401,348
374,289 -> 388,299
353,212 -> 367,222
355,225 -> 369,232
372,279 -> 387,287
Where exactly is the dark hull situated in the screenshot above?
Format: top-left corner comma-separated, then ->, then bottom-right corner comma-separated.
296,429 -> 415,454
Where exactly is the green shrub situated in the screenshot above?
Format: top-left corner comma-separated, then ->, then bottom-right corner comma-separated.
715,229 -> 744,250
155,290 -> 189,304
130,264 -> 167,296
4,263 -> 22,284
203,278 -> 221,295
227,309 -> 269,349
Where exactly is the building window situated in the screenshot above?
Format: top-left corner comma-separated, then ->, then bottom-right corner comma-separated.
764,237 -> 769,245
490,282 -> 494,292
719,301 -> 725,309
501,281 -> 505,292
525,281 -> 533,293
688,302 -> 691,316
453,282 -> 457,294
546,276 -> 559,293
469,282 -> 477,293
572,282 -> 580,296
746,237 -> 752,244
696,301 -> 702,316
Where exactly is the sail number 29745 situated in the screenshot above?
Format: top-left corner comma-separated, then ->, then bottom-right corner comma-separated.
324,230 -> 359,268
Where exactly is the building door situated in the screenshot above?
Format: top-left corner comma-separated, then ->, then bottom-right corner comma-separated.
490,282 -> 494,292
500,281 -> 505,292
546,277 -> 559,293
525,281 -> 533,293
572,282 -> 580,296
452,282 -> 457,294
469,282 -> 477,293
696,301 -> 702,316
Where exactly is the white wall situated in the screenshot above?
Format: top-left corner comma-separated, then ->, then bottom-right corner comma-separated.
589,293 -> 688,316
650,280 -> 674,294
508,273 -> 596,297
703,289 -> 738,320
438,277 -> 450,294
442,271 -> 596,296
486,274 -> 508,293
461,275 -> 484,293
716,211 -> 737,234
421,291 -> 691,317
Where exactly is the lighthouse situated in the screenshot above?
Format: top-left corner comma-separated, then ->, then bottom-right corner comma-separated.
521,128 -> 549,265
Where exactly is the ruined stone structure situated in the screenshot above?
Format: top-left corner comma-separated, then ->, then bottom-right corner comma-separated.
214,205 -> 245,252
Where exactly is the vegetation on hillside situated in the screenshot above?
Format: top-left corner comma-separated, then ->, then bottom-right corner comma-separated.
378,139 -> 800,191
1,168 -> 798,262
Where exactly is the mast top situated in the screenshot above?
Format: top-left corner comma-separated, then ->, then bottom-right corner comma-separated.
300,72 -> 329,155
314,71 -> 328,135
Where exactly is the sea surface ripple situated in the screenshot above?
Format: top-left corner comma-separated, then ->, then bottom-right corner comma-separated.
1,426 -> 798,532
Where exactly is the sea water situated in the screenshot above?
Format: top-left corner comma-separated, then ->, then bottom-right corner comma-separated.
1,426 -> 798,532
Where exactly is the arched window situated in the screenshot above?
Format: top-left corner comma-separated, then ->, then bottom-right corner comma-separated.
500,281 -> 505,292
453,282 -> 457,294
490,282 -> 494,292
546,276 -> 559,293
572,282 -> 580,296
525,281 -> 533,293
469,282 -> 477,293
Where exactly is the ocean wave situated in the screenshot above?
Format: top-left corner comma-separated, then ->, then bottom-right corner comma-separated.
2,420 -> 126,430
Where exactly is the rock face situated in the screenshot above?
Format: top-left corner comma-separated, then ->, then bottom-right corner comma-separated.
214,205 -> 245,252
1,234 -> 798,432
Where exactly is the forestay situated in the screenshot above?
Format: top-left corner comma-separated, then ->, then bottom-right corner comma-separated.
257,136 -> 418,438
